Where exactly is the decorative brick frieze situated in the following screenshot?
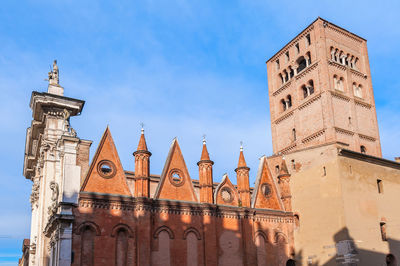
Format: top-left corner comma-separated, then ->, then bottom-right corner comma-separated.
295,61 -> 319,80
301,129 -> 326,144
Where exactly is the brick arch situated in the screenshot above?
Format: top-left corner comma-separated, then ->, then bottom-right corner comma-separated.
153,226 -> 174,239
274,231 -> 288,244
183,227 -> 201,240
111,223 -> 134,238
76,221 -> 101,236
254,230 -> 268,243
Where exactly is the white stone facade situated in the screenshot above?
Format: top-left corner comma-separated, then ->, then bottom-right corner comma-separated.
23,63 -> 91,266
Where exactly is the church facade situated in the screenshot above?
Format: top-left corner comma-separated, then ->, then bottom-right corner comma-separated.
21,18 -> 400,266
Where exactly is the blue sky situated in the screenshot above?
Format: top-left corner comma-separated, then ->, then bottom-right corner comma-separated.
1,0 -> 400,264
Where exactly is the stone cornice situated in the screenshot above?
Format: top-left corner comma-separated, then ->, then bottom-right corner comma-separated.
330,90 -> 351,102
350,68 -> 367,79
274,110 -> 294,125
326,23 -> 364,43
358,133 -> 376,142
279,143 -> 297,154
301,129 -> 326,144
328,59 -> 347,71
338,149 -> 400,170
335,127 -> 354,136
298,93 -> 321,110
267,24 -> 314,63
272,80 -> 292,97
354,98 -> 372,109
78,193 -> 294,222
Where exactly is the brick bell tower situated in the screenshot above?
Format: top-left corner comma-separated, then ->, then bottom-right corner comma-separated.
266,17 -> 382,157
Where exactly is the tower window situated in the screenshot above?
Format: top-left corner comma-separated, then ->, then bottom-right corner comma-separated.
281,99 -> 287,111
295,43 -> 300,54
360,145 -> 366,154
275,165 -> 280,174
380,222 -> 387,241
377,179 -> 383,194
287,95 -> 292,107
279,73 -> 284,85
285,51 -> 290,62
291,159 -> 295,169
306,34 -> 311,46
292,128 -> 296,141
323,166 -> 326,176
296,56 -> 307,73
276,59 -> 280,70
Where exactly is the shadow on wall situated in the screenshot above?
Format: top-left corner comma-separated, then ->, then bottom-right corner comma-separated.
72,192 -> 294,266
296,227 -> 400,266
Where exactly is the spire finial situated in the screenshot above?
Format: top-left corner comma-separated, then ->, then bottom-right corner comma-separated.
140,122 -> 144,134
240,141 -> 243,152
202,134 -> 206,145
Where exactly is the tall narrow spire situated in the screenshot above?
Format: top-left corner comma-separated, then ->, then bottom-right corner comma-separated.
198,136 -> 214,203
238,142 -> 247,168
137,125 -> 148,151
200,136 -> 210,161
235,142 -> 251,207
279,157 -> 289,176
278,157 -> 292,211
133,126 -> 152,197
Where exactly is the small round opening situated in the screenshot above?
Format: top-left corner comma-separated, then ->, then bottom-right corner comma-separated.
221,187 -> 233,203
168,169 -> 185,186
100,163 -> 112,174
97,160 -> 116,178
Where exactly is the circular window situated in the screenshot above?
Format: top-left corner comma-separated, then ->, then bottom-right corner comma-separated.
97,160 -> 116,178
261,183 -> 272,198
168,169 -> 185,187
221,187 -> 233,203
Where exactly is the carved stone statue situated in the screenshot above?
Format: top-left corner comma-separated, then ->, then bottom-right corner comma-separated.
48,60 -> 59,85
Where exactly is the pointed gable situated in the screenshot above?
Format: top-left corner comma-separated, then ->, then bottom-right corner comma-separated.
80,127 -> 131,196
251,156 -> 283,210
214,174 -> 240,206
154,138 -> 198,202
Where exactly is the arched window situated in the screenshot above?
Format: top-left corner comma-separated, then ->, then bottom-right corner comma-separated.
152,230 -> 171,266
286,259 -> 296,266
334,49 -> 339,62
287,95 -> 292,108
281,99 -> 287,112
115,229 -> 128,266
255,234 -> 267,266
186,232 -> 198,266
296,56 -> 307,73
360,145 -> 366,154
306,52 -> 311,66
386,254 -> 397,266
279,73 -> 284,85
330,47 -> 335,60
289,66 -> 294,79
345,54 -> 350,66
355,85 -> 363,98
292,128 -> 296,141
354,57 -> 359,70
284,70 -> 289,82
81,226 -> 95,266
339,77 -> 344,91
308,80 -> 314,95
302,85 -> 308,99
333,75 -> 338,90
